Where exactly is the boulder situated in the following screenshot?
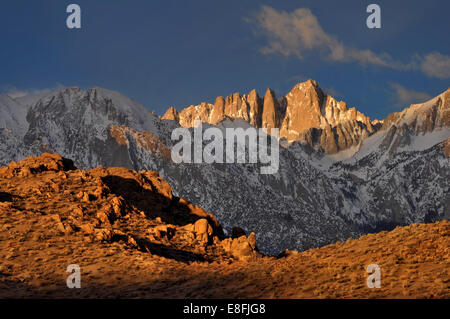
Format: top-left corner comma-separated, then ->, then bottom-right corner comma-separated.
194,218 -> 213,243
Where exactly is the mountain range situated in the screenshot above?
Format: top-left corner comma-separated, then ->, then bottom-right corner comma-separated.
1,80 -> 448,254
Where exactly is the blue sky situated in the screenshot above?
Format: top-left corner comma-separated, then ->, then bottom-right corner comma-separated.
1,0 -> 449,120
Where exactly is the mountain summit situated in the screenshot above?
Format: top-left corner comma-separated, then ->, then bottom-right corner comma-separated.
162,80 -> 380,154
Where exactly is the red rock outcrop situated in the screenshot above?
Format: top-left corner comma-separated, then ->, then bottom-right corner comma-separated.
0,153 -> 260,264
261,88 -> 282,131
109,125 -> 172,161
161,106 -> 180,122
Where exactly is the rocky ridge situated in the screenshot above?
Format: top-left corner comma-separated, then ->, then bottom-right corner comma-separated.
162,80 -> 381,154
0,153 -> 260,262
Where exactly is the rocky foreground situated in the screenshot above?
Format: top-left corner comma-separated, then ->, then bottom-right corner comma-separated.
0,154 -> 448,298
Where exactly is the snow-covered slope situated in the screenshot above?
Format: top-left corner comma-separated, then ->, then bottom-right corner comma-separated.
14,90 -> 54,109
19,87 -> 177,168
0,94 -> 29,136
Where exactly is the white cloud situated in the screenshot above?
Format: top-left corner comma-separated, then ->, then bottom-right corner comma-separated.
247,6 -> 450,78
420,52 -> 450,79
389,82 -> 431,107
5,89 -> 31,99
322,86 -> 343,98
2,85 -> 63,99
247,6 -> 404,69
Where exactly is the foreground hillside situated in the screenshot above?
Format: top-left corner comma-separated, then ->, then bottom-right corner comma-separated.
0,154 -> 448,298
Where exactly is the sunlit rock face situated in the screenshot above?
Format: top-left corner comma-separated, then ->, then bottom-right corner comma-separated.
169,79 -> 381,154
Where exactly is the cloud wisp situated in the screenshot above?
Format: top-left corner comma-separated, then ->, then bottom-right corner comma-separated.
2,85 -> 63,100
246,6 -> 450,78
420,52 -> 450,79
388,82 -> 431,107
